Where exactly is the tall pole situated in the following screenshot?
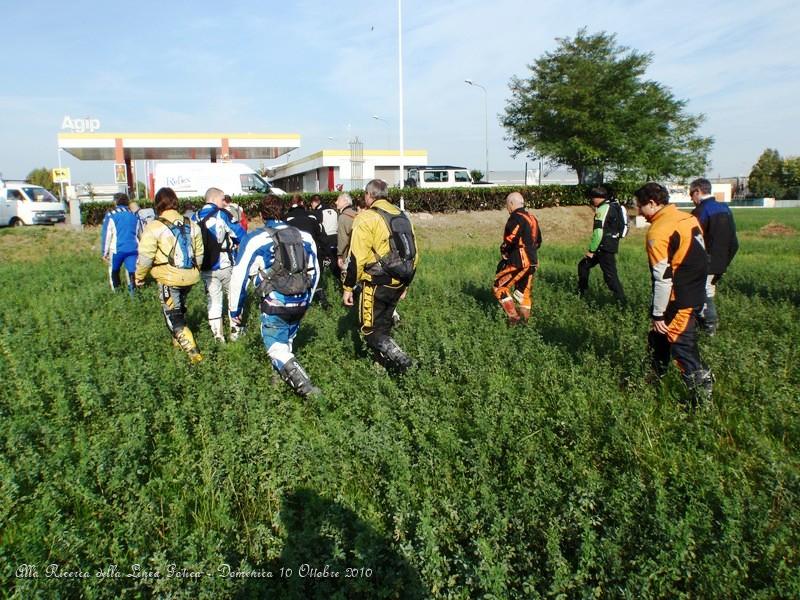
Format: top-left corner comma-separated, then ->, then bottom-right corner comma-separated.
57,147 -> 65,201
398,0 -> 405,211
465,79 -> 488,181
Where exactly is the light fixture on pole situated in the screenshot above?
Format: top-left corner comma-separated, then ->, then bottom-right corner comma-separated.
464,78 -> 488,182
372,115 -> 391,149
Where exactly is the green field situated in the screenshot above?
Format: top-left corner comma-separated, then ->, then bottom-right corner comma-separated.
1,208 -> 798,598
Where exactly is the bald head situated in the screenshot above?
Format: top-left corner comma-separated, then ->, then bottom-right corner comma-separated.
205,187 -> 226,208
505,192 -> 524,213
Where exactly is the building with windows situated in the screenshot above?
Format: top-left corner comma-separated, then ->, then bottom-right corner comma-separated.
270,148 -> 428,193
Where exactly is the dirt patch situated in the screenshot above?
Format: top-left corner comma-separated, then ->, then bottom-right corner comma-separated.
0,225 -> 97,263
410,206 -> 622,251
758,222 -> 796,236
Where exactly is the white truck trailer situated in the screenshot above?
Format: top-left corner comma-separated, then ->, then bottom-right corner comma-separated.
153,162 -> 285,198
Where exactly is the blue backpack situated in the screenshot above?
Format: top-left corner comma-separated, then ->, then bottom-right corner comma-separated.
156,217 -> 197,269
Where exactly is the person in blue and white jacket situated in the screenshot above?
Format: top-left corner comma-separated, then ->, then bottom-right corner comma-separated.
229,195 -> 321,397
193,187 -> 246,342
100,192 -> 141,296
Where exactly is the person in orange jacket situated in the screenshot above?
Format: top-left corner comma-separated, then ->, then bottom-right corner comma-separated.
493,192 -> 542,325
634,182 -> 713,405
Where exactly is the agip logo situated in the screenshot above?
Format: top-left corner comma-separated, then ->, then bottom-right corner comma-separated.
61,116 -> 101,133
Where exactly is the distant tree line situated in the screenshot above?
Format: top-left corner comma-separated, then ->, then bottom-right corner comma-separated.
748,149 -> 800,199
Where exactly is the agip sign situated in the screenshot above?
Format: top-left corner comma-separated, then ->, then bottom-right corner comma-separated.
61,115 -> 101,133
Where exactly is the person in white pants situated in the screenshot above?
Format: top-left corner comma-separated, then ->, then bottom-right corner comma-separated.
194,187 -> 246,342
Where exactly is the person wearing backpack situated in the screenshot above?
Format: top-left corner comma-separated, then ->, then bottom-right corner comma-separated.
577,185 -> 627,304
342,179 -> 418,373
311,194 -> 340,274
493,192 -> 542,325
286,195 -> 330,309
194,188 -> 246,343
135,187 -> 205,364
229,195 -> 321,397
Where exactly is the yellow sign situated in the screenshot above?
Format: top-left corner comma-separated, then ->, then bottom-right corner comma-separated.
52,167 -> 71,184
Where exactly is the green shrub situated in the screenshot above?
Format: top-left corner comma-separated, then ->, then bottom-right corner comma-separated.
80,183 -> 644,225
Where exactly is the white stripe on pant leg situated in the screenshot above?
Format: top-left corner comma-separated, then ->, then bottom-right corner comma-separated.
706,274 -> 716,298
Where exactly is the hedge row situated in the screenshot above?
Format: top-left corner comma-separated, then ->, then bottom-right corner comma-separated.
80,183 -> 639,226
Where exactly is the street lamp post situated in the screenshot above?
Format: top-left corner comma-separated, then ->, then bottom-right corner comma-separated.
464,79 -> 488,182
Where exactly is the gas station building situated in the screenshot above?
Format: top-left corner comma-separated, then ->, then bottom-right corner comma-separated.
57,132 -> 301,197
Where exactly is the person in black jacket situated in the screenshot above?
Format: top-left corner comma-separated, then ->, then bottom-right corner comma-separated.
577,185 -> 626,303
493,192 -> 542,325
286,195 -> 330,309
689,178 -> 739,335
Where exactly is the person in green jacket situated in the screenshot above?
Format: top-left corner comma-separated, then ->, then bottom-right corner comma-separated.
577,185 -> 626,303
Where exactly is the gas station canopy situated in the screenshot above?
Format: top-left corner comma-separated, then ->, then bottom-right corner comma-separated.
58,132 -> 301,161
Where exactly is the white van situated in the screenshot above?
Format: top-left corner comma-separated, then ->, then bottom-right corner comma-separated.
153,162 -> 285,199
0,179 -> 67,227
404,166 -> 473,189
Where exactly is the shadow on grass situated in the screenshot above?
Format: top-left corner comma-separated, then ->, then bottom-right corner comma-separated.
336,302 -> 368,358
461,281 -> 498,315
239,488 -> 426,599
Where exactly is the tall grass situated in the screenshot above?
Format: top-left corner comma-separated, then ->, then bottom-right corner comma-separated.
0,209 -> 798,598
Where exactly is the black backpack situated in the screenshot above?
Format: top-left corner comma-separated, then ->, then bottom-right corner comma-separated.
610,201 -> 629,238
257,226 -> 312,297
366,207 -> 417,284
198,207 -> 234,271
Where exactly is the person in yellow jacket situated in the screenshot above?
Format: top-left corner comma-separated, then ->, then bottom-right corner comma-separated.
342,179 -> 418,373
135,187 -> 205,363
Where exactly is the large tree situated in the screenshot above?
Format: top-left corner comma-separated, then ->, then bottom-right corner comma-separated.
502,29 -> 713,183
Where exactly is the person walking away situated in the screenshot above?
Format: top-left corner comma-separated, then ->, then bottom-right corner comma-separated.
229,195 -> 321,397
577,185 -> 627,303
135,187 -> 204,364
634,182 -> 713,405
286,195 -> 330,309
493,192 -> 542,325
194,188 -> 246,342
342,179 -> 418,373
100,192 -> 141,296
335,192 -> 359,281
689,178 -> 739,335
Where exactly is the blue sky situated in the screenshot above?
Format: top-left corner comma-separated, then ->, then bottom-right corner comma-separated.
1,0 -> 798,184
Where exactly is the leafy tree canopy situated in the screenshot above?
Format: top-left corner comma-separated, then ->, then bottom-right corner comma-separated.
470,169 -> 484,182
748,148 -> 784,198
748,149 -> 800,199
502,29 -> 713,183
26,167 -> 59,194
